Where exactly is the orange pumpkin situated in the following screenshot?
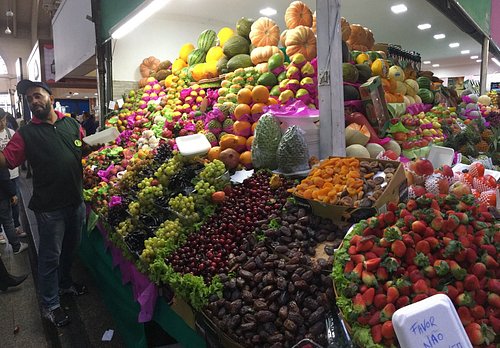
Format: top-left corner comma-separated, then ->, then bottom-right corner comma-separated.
280,30 -> 288,47
249,17 -> 281,47
365,28 -> 375,50
139,56 -> 160,78
138,77 -> 148,88
285,1 -> 313,29
384,92 -> 395,103
312,12 -> 317,34
250,46 -> 283,65
285,25 -> 317,61
341,17 -> 351,41
346,24 -> 367,49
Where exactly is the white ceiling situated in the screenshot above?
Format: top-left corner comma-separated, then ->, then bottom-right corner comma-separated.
156,0 -> 499,77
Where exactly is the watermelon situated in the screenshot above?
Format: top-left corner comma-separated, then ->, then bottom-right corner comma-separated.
223,35 -> 250,58
343,63 -> 359,83
236,17 -> 254,39
417,76 -> 431,90
227,54 -> 253,71
355,64 -> 372,83
417,88 -> 434,104
197,30 -> 217,52
344,85 -> 360,101
188,49 -> 207,66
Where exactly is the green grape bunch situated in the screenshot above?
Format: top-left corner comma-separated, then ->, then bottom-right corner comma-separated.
155,219 -> 183,240
168,194 -> 199,224
199,159 -> 227,190
116,217 -> 135,237
194,179 -> 216,203
155,153 -> 183,186
140,236 -> 167,264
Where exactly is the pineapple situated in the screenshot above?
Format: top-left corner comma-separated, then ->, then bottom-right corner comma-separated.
475,140 -> 490,153
481,129 -> 494,142
195,120 -> 204,132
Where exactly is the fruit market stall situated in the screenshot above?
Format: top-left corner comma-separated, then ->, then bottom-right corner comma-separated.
78,1 -> 500,347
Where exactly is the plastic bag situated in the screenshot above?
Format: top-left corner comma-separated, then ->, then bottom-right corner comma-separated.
251,113 -> 282,170
277,125 -> 309,173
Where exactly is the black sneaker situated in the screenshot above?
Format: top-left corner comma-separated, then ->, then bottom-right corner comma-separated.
43,307 -> 70,327
60,282 -> 88,296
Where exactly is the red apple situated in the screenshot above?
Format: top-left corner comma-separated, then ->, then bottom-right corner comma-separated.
382,150 -> 399,160
414,158 -> 434,176
441,165 -> 454,178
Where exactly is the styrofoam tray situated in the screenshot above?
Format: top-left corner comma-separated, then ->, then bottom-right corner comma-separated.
83,127 -> 120,146
427,145 -> 454,168
175,134 -> 211,157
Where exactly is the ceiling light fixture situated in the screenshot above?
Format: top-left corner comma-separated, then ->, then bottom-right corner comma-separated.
492,58 -> 500,67
433,34 -> 446,39
259,7 -> 277,16
432,64 -> 440,67
110,0 -> 168,40
390,4 -> 407,14
449,42 -> 460,48
417,23 -> 431,30
470,55 -> 479,59
476,59 -> 482,63
460,50 -> 470,54
423,61 -> 431,64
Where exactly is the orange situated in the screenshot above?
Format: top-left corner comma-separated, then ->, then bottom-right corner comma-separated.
219,134 -> 239,150
207,146 -> 221,161
237,88 -> 253,104
235,135 -> 247,150
233,120 -> 252,136
234,104 -> 251,120
267,97 -> 278,105
246,136 -> 254,150
239,151 -> 253,168
251,103 -> 266,115
251,85 -> 270,103
251,121 -> 258,134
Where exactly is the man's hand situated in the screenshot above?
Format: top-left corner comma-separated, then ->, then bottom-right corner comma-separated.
10,195 -> 18,206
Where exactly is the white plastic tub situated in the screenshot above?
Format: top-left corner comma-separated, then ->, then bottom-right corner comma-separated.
83,127 -> 120,146
427,145 -> 455,168
175,133 -> 211,157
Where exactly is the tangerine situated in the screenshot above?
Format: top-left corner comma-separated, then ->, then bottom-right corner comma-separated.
251,85 -> 270,103
237,88 -> 253,104
251,103 -> 266,115
251,121 -> 258,133
233,120 -> 252,136
234,104 -> 251,120
246,136 -> 254,150
207,146 -> 221,161
235,135 -> 247,152
239,151 -> 253,169
267,97 -> 278,105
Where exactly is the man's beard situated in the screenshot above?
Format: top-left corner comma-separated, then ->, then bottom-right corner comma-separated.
31,100 -> 51,120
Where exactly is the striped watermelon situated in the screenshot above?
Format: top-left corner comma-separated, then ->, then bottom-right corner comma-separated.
188,49 -> 207,66
197,30 -> 217,52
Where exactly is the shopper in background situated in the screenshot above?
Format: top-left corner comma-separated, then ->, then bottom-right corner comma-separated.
0,80 -> 87,328
5,112 -> 18,131
0,109 -> 28,252
0,257 -> 28,291
82,111 -> 97,136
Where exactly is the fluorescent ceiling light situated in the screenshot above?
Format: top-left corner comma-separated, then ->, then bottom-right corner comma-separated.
433,34 -> 446,39
470,55 -> 479,59
461,50 -> 470,54
423,61 -> 431,64
432,64 -> 440,67
66,96 -> 71,98
391,4 -> 407,14
260,7 -> 277,16
476,59 -> 482,63
417,23 -> 431,30
72,92 -> 79,96
84,96 -> 89,99
94,93 -> 98,95
492,58 -> 500,67
449,42 -> 460,48
110,0 -> 168,40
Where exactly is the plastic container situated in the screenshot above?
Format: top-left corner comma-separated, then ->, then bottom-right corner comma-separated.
83,127 -> 120,146
275,114 -> 320,159
393,294 -> 472,348
175,134 -> 211,157
427,145 -> 455,168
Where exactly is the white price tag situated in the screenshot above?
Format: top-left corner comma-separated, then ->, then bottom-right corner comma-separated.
108,100 -> 116,110
117,98 -> 124,108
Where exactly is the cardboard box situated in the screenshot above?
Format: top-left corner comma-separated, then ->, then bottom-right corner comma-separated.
171,296 -> 196,330
359,76 -> 390,137
297,157 -> 408,223
195,311 -> 245,348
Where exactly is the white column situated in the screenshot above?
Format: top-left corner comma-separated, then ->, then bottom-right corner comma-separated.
480,37 -> 489,95
316,0 -> 345,158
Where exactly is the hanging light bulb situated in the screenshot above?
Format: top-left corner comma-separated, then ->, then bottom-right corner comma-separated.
5,26 -> 11,34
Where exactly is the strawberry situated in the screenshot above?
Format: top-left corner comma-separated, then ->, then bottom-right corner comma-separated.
386,286 -> 399,304
412,294 -> 428,303
487,279 -> 500,294
352,293 -> 367,314
381,320 -> 395,339
480,244 -> 496,256
470,304 -> 486,319
445,285 -> 459,301
470,262 -> 486,280
458,306 -> 474,325
380,303 -> 396,322
351,263 -> 363,281
381,257 -> 400,273
423,265 -> 437,278
415,240 -> 431,254
482,254 -> 499,268
454,224 -> 468,237
403,214 -> 416,227
351,254 -> 365,264
362,287 -> 376,307
356,237 -> 375,252
488,293 -> 500,308
402,234 -> 415,247
396,295 -> 410,308
348,245 -> 357,255
399,208 -> 411,218
391,240 -> 406,258
425,237 -> 440,250
433,260 -> 450,277
449,260 -> 467,280
465,322 -> 495,345
368,310 -> 381,326
383,211 -> 396,225
362,271 -> 377,286
371,324 -> 383,343
406,200 -> 417,211
412,279 -> 429,294
404,248 -> 417,266
374,294 -> 387,310
490,315 -> 500,334
364,252 -> 378,260
383,226 -> 402,242
464,274 -> 480,292
372,245 -> 387,257
387,202 -> 398,212
364,258 -> 381,271
443,215 -> 460,232
456,292 -> 474,307
430,216 -> 444,231
376,267 -> 389,282
466,248 -> 478,264
350,235 -> 362,246
411,220 -> 427,234
474,290 -> 488,306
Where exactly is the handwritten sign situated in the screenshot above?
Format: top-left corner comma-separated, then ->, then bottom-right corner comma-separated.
393,294 -> 472,348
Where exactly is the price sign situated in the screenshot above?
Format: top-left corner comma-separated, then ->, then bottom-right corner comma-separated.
108,100 -> 116,110
117,98 -> 124,108
393,294 -> 472,348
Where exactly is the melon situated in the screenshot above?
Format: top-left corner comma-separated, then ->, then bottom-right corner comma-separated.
366,143 -> 385,158
478,95 -> 491,105
346,144 -> 370,158
403,96 -> 411,107
404,79 -> 419,94
388,65 -> 405,81
395,81 -> 407,95
417,76 -> 431,90
343,85 -> 360,101
382,139 -> 401,156
345,123 -> 370,146
414,95 -> 422,104
418,88 -> 434,104
406,95 -> 415,105
371,59 -> 389,78
343,63 -> 359,83
356,63 -> 372,83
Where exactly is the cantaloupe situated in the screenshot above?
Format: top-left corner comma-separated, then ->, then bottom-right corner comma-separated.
345,123 -> 370,146
403,96 -> 411,107
406,95 -> 415,104
404,79 -> 419,96
346,144 -> 370,158
395,81 -> 407,95
414,94 -> 422,104
388,65 -> 405,82
383,139 -> 401,156
366,143 -> 385,158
